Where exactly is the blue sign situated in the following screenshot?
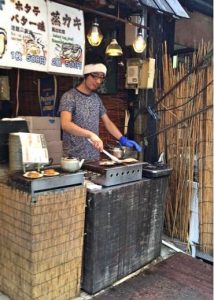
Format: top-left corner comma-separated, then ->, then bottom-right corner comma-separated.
38,76 -> 57,116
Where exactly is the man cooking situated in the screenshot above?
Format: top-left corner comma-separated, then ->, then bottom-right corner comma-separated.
58,59 -> 141,161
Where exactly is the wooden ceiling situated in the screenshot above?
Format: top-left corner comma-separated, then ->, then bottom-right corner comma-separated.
56,0 -> 143,17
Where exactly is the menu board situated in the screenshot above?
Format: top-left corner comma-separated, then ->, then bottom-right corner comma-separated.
19,132 -> 49,164
0,1 -> 11,68
0,1 -> 85,76
0,0 -> 48,71
47,1 -> 85,76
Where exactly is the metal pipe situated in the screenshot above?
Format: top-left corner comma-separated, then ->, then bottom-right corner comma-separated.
50,0 -> 150,31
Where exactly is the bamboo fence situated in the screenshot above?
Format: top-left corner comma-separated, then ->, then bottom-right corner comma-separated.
0,183 -> 86,300
156,41 -> 213,255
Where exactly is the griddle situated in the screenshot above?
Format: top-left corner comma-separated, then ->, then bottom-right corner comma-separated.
83,160 -> 146,186
8,168 -> 85,199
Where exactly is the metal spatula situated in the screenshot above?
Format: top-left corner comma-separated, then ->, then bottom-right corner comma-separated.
88,139 -> 122,163
102,149 -> 122,163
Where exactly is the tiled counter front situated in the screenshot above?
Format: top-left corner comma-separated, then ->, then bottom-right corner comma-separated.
0,183 -> 86,300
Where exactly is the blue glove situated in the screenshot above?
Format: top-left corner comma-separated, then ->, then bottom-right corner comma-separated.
119,136 -> 142,152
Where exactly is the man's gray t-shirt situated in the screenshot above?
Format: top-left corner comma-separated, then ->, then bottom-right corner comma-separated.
58,88 -> 107,160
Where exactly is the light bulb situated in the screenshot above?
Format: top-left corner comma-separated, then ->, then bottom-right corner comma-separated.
133,31 -> 146,53
105,38 -> 123,56
87,20 -> 103,47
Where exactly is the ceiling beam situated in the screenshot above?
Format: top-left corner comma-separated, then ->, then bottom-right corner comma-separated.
50,0 -> 150,31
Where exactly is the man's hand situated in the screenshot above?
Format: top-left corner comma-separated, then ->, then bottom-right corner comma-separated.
119,136 -> 142,152
89,133 -> 103,152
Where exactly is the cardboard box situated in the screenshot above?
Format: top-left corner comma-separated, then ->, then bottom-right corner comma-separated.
21,117 -> 61,142
21,116 -> 61,131
30,129 -> 61,142
48,151 -> 62,165
46,141 -> 63,165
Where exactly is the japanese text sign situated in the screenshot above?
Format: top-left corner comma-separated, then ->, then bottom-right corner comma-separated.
0,0 -> 48,71
47,2 -> 85,76
0,0 -> 85,76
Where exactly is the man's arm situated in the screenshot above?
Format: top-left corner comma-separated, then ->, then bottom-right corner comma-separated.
60,111 -> 103,151
101,113 -> 123,140
101,113 -> 142,152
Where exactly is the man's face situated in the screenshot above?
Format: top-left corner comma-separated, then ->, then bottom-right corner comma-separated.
85,72 -> 106,91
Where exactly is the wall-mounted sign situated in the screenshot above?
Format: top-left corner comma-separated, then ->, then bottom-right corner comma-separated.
47,2 -> 85,76
0,0 -> 48,71
0,1 -> 11,68
0,0 -> 85,76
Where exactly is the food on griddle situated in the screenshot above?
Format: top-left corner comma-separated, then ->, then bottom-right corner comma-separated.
99,160 -> 116,166
122,158 -> 138,163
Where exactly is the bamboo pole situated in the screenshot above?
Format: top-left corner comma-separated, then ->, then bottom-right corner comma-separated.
156,41 -> 213,254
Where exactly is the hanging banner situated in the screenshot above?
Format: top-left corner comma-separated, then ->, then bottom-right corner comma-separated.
0,0 -> 48,71
47,1 -> 85,76
38,76 -> 57,116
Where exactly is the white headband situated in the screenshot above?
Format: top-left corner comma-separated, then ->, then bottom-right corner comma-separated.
84,63 -> 107,75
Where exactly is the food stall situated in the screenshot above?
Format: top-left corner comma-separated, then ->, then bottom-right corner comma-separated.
0,1 -> 174,299
0,117 -> 171,299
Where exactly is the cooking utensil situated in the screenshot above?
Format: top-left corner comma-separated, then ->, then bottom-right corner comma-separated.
102,149 -> 122,163
106,140 -> 139,160
88,138 -> 122,163
107,146 -> 125,159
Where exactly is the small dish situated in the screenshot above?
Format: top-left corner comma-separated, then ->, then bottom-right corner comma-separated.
23,171 -> 43,179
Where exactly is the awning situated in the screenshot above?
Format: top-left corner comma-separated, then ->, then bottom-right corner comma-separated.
119,0 -> 189,19
138,0 -> 189,18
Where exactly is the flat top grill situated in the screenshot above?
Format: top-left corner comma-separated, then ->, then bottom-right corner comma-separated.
8,168 -> 85,197
83,160 -> 146,187
83,160 -> 146,173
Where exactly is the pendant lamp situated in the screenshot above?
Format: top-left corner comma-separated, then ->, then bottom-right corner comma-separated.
105,38 -> 123,56
106,3 -> 123,57
133,28 -> 146,53
87,17 -> 103,47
